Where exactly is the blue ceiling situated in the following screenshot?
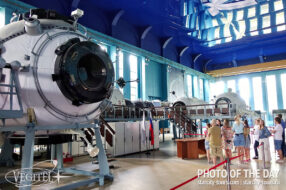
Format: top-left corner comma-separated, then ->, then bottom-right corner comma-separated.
18,0 -> 286,72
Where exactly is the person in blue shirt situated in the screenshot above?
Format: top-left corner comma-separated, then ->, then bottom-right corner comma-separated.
232,115 -> 245,164
277,114 -> 286,156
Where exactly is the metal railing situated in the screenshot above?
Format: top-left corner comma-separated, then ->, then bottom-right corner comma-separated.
0,68 -> 23,120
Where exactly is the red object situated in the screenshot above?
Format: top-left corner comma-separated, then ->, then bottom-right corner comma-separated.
170,154 -> 243,190
149,117 -> 154,146
63,157 -> 73,163
63,153 -> 73,163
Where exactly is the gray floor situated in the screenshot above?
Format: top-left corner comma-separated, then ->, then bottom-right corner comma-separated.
1,135 -> 286,190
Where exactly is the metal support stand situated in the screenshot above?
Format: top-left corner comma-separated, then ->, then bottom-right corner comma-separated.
0,121 -> 113,190
163,127 -> 165,142
19,123 -> 35,190
226,158 -> 231,190
0,132 -> 14,166
199,119 -> 202,136
51,144 -> 56,160
56,144 -> 63,170
94,123 -> 112,185
53,122 -> 113,190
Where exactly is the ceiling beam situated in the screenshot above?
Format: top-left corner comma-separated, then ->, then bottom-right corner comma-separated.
206,60 -> 286,77
112,10 -> 125,26
179,46 -> 189,57
163,37 -> 173,49
141,26 -> 152,40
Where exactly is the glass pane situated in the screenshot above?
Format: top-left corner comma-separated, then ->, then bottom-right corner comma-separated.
187,75 -> 193,98
252,77 -> 264,111
118,51 -> 124,93
227,12 -> 233,20
248,7 -> 256,18
215,39 -> 221,44
236,10 -> 244,20
250,18 -> 258,31
224,25 -> 231,37
129,54 -> 137,73
225,37 -> 232,42
193,76 -> 199,98
199,79 -> 204,99
227,80 -> 236,92
250,31 -> 259,36
274,0 -> 283,11
215,81 -> 225,96
183,1 -> 187,16
0,7 -> 4,27
193,76 -> 198,98
212,18 -> 218,27
239,78 -> 250,106
209,82 -> 216,102
215,27 -> 220,39
281,74 -> 286,109
266,75 -> 278,112
237,20 -> 246,38
129,54 -> 138,101
276,11 -> 285,25
263,28 -> 272,34
262,15 -> 271,28
260,4 -> 269,15
277,24 -> 286,31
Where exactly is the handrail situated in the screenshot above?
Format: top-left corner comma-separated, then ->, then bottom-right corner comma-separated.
100,116 -> 115,135
110,102 -> 232,109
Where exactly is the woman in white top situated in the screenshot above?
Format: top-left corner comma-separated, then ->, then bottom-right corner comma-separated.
258,120 -> 271,162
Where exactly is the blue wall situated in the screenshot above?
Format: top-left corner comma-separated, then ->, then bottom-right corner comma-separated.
0,0 -> 213,103
145,61 -> 167,101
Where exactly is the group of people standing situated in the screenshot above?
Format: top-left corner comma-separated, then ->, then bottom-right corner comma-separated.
204,114 -> 286,166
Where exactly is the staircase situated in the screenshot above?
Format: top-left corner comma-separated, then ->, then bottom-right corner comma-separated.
168,107 -> 199,139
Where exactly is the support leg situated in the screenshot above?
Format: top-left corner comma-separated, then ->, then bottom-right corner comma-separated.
0,133 -> 14,167
94,123 -> 112,186
56,144 -> 63,170
68,142 -> 72,156
19,126 -> 35,190
51,144 -> 56,160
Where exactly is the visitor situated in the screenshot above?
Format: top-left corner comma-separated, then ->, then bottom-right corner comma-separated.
277,114 -> 286,157
208,119 -> 223,166
221,119 -> 233,159
258,120 -> 271,162
243,119 -> 251,162
204,123 -> 212,163
232,115 -> 245,164
252,119 -> 260,159
272,117 -> 284,163
216,119 -> 222,127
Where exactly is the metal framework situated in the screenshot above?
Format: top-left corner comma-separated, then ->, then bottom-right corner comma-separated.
0,122 -> 113,190
0,68 -> 23,120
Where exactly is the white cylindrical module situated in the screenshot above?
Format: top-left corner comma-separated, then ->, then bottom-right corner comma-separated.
215,89 -> 247,115
0,11 -> 114,128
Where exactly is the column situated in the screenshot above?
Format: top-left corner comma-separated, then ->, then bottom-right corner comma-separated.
123,51 -> 130,99
275,73 -> 284,109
